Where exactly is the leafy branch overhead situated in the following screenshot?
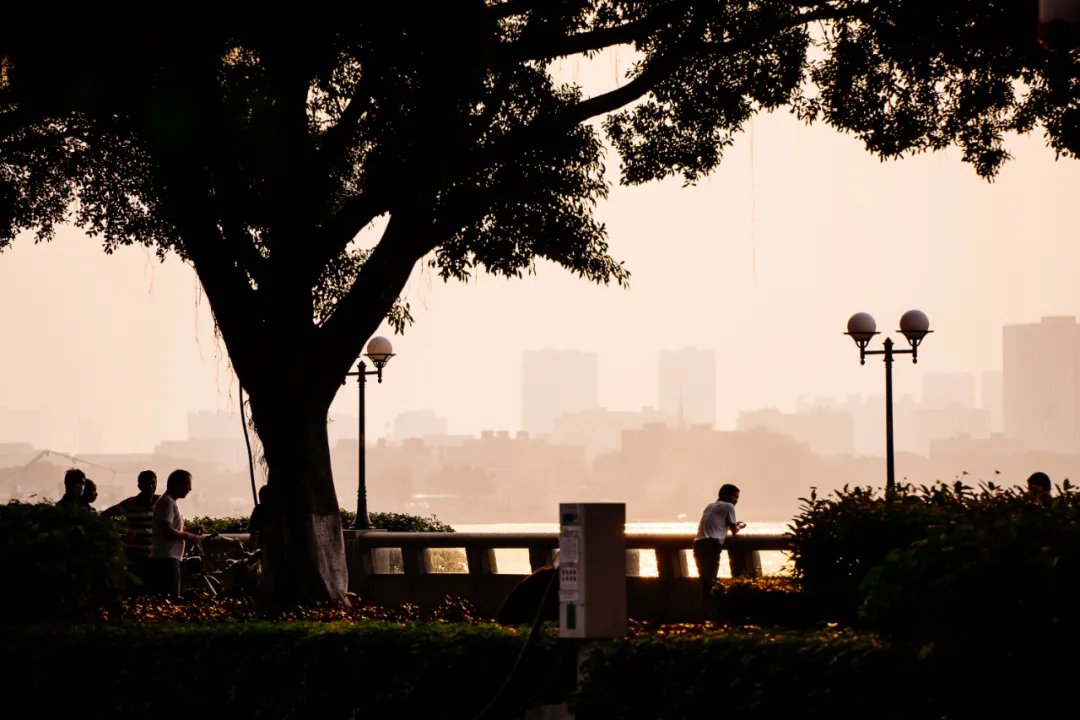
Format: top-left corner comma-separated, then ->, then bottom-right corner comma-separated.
1,2 -> 1077,386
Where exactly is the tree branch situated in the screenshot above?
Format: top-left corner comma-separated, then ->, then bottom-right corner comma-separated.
314,210 -> 435,394
493,2 -> 689,65
315,80 -> 370,177
559,3 -> 863,129
487,0 -> 581,21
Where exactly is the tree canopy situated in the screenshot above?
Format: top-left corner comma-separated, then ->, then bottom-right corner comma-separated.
2,1 -> 1078,602
2,6 -> 1076,398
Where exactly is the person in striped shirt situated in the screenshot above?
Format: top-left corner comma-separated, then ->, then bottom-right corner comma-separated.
102,470 -> 160,592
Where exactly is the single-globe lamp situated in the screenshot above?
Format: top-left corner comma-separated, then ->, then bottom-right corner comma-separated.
846,312 -> 878,344
365,336 -> 395,369
899,310 -> 931,345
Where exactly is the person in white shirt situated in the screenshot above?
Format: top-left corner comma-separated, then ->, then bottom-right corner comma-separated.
694,484 -> 746,612
150,469 -> 204,597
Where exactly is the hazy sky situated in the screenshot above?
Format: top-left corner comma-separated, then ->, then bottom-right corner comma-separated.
2,50 -> 1079,453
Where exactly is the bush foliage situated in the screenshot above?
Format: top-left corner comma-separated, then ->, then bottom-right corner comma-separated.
574,626 -> 919,719
860,495 -> 1080,653
709,576 -> 842,628
0,501 -> 128,622
788,480 -> 1078,604
189,510 -> 454,535
0,621 -> 561,720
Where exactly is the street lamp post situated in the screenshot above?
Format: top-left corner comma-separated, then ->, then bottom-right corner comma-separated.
344,336 -> 395,531
845,310 -> 932,495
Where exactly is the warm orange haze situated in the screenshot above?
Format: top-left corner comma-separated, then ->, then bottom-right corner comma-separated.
2,49 -> 1080,523
4,6 -> 1080,719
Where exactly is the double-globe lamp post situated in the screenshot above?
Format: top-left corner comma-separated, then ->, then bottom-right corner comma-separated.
845,310 -> 932,495
344,336 -> 395,531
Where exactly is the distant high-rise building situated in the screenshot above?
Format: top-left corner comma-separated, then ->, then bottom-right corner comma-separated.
737,407 -> 855,456
1003,316 -> 1080,453
658,348 -> 716,427
521,350 -> 600,435
921,372 -> 977,409
393,410 -> 449,441
980,371 -> 1004,433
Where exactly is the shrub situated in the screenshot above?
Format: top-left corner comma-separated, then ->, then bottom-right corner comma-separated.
787,480 -> 1080,610
366,510 -> 455,533
0,501 -> 128,622
0,621 -> 561,719
856,510 -> 1080,717
710,576 -> 843,628
188,515 -> 249,534
861,514 -> 1080,652
574,626 -> 923,719
190,510 -> 454,536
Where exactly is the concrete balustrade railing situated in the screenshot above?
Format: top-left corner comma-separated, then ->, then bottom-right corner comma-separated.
341,531 -> 792,623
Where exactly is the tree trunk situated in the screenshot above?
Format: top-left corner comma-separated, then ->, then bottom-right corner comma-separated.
249,384 -> 347,607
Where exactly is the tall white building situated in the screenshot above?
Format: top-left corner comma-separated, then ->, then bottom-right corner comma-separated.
658,348 -> 716,427
1003,316 -> 1080,454
521,350 -> 600,435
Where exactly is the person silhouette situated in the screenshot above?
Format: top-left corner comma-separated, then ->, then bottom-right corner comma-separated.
150,470 -> 203,597
55,468 -> 87,508
102,471 -> 160,591
79,479 -> 99,513
1027,472 -> 1052,505
693,484 -> 746,617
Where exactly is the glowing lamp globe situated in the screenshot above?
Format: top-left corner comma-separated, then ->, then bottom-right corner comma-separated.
1039,0 -> 1080,51
899,310 -> 931,344
846,312 -> 878,343
365,336 -> 395,369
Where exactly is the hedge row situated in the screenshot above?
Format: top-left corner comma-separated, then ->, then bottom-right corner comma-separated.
0,621 -> 562,720
4,620 -> 1061,719
189,510 -> 454,535
787,480 -> 1080,615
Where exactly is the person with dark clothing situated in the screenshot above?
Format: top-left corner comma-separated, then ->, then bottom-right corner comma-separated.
78,478 -> 98,513
55,468 -> 87,508
248,485 -> 270,551
150,470 -> 202,597
693,484 -> 746,616
1027,471 -> 1053,504
103,471 -> 160,591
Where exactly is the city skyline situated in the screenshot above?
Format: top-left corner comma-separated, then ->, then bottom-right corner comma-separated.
0,345 -> 1011,456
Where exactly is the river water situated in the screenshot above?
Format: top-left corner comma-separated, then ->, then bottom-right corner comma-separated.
452,521 -> 792,577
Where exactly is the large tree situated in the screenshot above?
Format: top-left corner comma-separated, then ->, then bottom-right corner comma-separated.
1,2 -> 1077,603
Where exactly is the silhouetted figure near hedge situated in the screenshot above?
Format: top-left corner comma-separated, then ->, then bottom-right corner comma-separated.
248,485 -> 271,552
1027,471 -> 1052,505
55,468 -> 86,508
694,484 -> 745,618
102,470 -> 160,591
497,565 -> 558,626
78,479 -> 98,514
150,470 -> 203,597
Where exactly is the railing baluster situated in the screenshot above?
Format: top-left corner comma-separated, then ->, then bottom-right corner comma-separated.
340,532 -> 787,617
465,546 -> 494,576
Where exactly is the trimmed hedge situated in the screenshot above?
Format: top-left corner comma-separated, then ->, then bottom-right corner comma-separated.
190,510 -> 454,535
574,627 -> 921,719
0,621 -> 562,719
0,501 -> 128,622
788,480 -> 1080,613
710,576 -> 843,628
